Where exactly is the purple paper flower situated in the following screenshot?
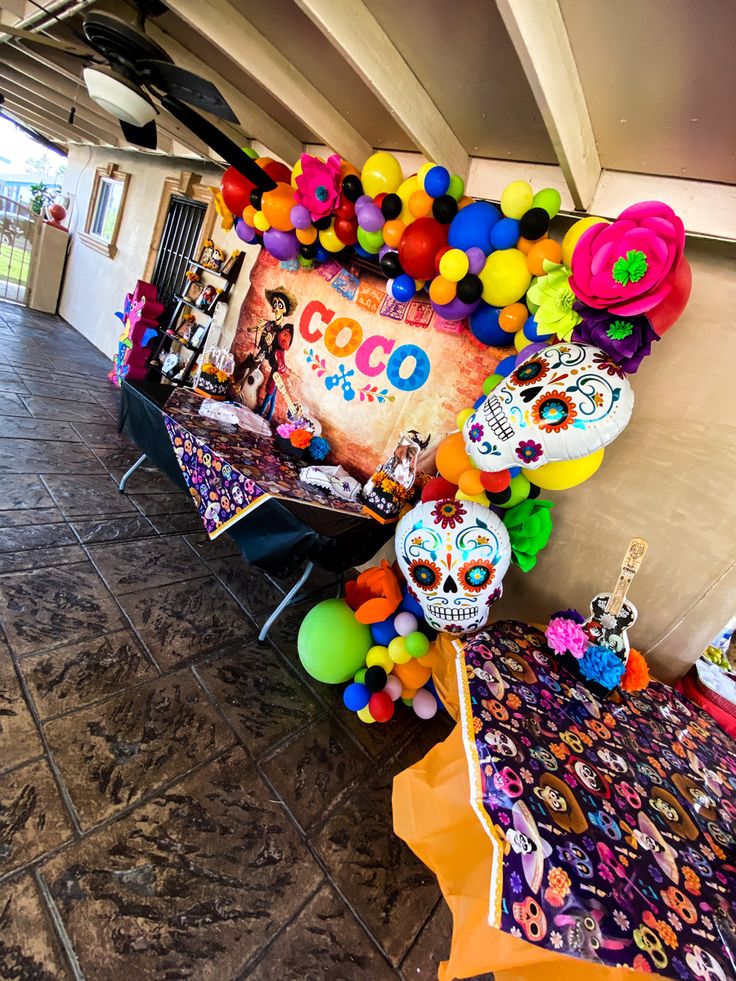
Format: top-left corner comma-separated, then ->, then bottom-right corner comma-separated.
572,303 -> 659,373
550,608 -> 584,624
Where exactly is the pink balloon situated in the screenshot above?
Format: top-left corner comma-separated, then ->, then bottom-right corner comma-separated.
413,688 -> 438,719
384,675 -> 403,701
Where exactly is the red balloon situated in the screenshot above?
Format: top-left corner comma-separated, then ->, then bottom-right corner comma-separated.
479,469 -> 511,493
648,256 -> 692,335
369,691 -> 394,723
221,166 -> 254,218
263,160 -> 292,185
434,245 -> 452,274
398,217 -> 449,281
334,217 -> 358,245
336,200 -> 356,220
421,476 -> 459,502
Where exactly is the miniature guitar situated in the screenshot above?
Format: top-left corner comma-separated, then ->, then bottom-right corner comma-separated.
272,371 -> 321,434
582,537 -> 648,660
237,363 -> 263,410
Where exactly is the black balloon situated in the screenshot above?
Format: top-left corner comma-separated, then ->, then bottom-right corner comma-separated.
432,194 -> 458,224
519,207 -> 550,240
527,482 -> 541,500
457,273 -> 483,304
313,215 -> 332,230
381,193 -> 402,219
488,487 -> 512,505
364,665 -> 387,693
249,188 -> 263,210
299,243 -> 315,259
379,251 -> 403,279
342,174 -> 363,202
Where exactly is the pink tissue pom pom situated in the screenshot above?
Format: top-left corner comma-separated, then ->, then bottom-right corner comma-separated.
545,616 -> 587,660
276,422 -> 297,438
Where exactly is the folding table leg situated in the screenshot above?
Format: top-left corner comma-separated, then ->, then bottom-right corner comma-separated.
118,454 -> 148,493
259,560 -> 314,643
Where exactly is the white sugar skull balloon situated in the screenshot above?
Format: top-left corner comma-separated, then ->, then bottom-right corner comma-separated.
395,499 -> 511,634
462,342 -> 634,472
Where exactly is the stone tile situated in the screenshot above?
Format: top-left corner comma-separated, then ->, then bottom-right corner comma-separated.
44,671 -> 231,829
0,875 -> 72,979
314,769 -> 440,966
0,523 -> 77,553
42,473 -> 137,517
70,421 -> 126,447
0,417 -> 82,442
0,508 -> 64,529
109,467 -> 181,496
262,716 -> 368,832
119,576 -> 255,670
146,511 -> 205,535
0,642 -> 43,772
0,439 -> 104,475
0,392 -> 31,417
247,884 -> 394,980
42,749 -> 323,980
0,544 -> 88,574
21,629 -> 156,719
92,444 -> 152,472
21,395 -> 115,423
197,646 -> 321,759
0,759 -> 73,876
0,369 -> 30,394
21,377 -> 99,403
0,475 -> 54,509
183,531 -> 241,563
129,491 -> 193,516
206,556 -> 285,621
399,900 -> 453,980
0,561 -> 123,656
70,514 -> 157,544
88,537 -> 207,595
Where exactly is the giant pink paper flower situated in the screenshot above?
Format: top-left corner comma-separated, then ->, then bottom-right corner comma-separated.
569,201 -> 686,318
294,153 -> 342,221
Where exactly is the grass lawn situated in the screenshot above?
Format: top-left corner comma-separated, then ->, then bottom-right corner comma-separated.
0,243 -> 31,285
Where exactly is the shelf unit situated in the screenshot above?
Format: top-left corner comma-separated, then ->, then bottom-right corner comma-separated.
147,250 -> 244,388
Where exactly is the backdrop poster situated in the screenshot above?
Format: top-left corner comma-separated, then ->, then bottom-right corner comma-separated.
230,251 -> 503,481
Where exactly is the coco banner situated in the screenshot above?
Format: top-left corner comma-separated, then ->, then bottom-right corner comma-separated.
231,251 -> 498,480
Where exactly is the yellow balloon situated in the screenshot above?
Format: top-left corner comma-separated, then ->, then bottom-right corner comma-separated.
397,174 -> 420,225
439,248 -> 469,283
479,249 -> 532,307
417,161 -> 435,190
253,210 -> 270,232
319,223 -> 344,253
561,216 -> 608,267
361,151 -> 404,197
525,449 -> 605,490
514,329 -> 535,353
456,407 -> 474,430
290,158 -> 304,189
455,489 -> 490,506
500,180 -> 533,219
357,705 -> 376,723
366,645 -> 393,672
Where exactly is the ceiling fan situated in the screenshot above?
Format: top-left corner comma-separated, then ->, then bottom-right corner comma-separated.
1,5 -> 275,190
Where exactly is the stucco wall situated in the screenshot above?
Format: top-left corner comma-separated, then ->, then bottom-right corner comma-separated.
59,145 -> 256,358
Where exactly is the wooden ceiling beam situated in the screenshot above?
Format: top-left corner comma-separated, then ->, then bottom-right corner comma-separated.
0,78 -> 121,145
1,97 -> 95,146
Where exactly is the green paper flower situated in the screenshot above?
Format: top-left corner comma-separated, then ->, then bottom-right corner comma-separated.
606,318 -> 635,340
612,249 -> 648,286
502,498 -> 554,572
526,260 -> 581,342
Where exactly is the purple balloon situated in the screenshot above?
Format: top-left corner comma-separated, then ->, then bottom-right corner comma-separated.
290,204 -> 312,230
430,296 -> 481,321
515,341 -> 548,363
263,228 -> 299,261
235,218 -> 256,243
378,244 -> 394,260
355,194 -> 373,210
358,203 -> 385,233
466,246 -> 486,275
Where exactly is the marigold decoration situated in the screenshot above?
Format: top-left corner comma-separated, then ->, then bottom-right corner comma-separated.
547,866 -> 571,898
295,154 -> 342,221
579,644 -> 626,689
621,647 -> 650,692
290,429 -> 312,449
573,304 -> 659,373
526,261 -> 582,341
545,616 -> 587,659
503,499 -> 554,573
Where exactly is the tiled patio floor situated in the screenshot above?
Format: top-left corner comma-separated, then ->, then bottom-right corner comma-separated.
0,302 -> 466,979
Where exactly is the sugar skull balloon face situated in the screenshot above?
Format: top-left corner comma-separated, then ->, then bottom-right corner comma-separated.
395,499 -> 511,634
462,342 -> 634,472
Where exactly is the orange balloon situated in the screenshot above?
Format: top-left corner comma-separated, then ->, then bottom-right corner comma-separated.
499,302 -> 528,333
409,189 -> 433,218
429,276 -> 456,305
255,156 -> 274,168
517,234 -> 545,255
436,432 -> 471,485
339,159 -> 360,180
526,238 -> 563,276
383,219 -> 405,249
458,196 -> 474,210
296,225 -> 317,245
242,204 -> 257,226
394,659 -> 431,690
261,182 -> 296,231
458,469 -> 484,496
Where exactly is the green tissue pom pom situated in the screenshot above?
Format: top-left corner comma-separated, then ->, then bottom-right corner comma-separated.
503,499 -> 554,572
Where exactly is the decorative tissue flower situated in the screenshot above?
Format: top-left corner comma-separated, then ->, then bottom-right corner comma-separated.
569,201 -> 685,318
276,422 -> 296,438
308,435 -> 330,460
579,645 -> 626,688
526,261 -> 582,341
503,499 -> 554,572
289,429 -> 312,449
294,153 -> 342,221
545,616 -> 587,659
550,608 -> 584,624
573,304 -> 659,373
621,648 -> 650,692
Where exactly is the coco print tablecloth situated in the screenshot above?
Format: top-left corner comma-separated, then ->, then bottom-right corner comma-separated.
458,622 -> 736,980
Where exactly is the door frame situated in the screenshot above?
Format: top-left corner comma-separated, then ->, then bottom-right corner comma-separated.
143,170 -> 217,282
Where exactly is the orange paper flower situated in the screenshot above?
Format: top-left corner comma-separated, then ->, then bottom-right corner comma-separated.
345,560 -> 402,625
290,429 -> 312,449
622,647 -> 650,691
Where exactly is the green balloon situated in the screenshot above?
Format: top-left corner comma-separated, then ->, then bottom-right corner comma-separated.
483,373 -> 503,396
447,174 -> 465,201
405,631 -> 430,658
242,146 -> 259,159
357,227 -> 384,253
498,474 -> 531,509
298,599 -> 371,683
532,187 -> 561,219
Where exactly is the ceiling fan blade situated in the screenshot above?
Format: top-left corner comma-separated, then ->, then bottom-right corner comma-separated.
120,118 -> 157,150
160,95 -> 276,190
0,24 -> 91,57
138,61 -> 238,123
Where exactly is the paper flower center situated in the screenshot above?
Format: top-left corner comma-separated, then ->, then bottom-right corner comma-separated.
607,319 -> 635,340
612,250 -> 648,286
315,184 -> 329,202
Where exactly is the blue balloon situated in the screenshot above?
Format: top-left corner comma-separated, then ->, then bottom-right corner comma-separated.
343,682 -> 370,711
469,303 -> 512,347
352,244 -> 373,260
399,585 -> 424,619
523,315 -> 546,341
473,394 -> 486,409
496,353 -> 518,377
313,244 -> 328,262
448,201 -> 501,254
424,165 -> 450,198
371,615 -> 399,646
490,217 -> 520,250
508,466 -> 522,478
392,273 -> 417,302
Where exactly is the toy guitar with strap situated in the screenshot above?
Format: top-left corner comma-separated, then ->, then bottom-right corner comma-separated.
582,538 -> 648,660
272,371 -> 321,435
